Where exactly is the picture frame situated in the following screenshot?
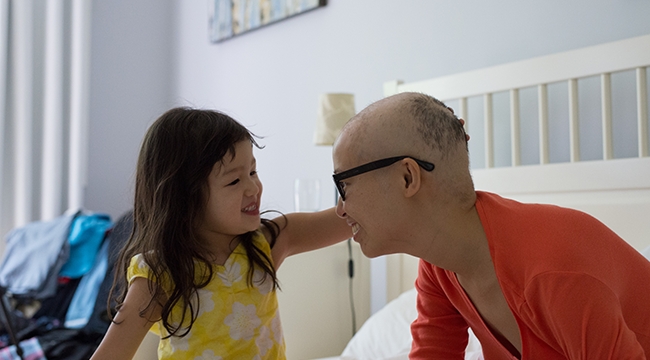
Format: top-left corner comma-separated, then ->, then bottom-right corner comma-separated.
209,0 -> 327,43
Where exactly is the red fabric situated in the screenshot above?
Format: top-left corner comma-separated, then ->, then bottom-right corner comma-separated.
411,192 -> 650,359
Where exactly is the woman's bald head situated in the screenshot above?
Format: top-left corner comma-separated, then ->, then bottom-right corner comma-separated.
338,92 -> 467,161
334,92 -> 475,207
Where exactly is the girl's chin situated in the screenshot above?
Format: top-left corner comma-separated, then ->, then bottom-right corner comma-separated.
245,217 -> 262,231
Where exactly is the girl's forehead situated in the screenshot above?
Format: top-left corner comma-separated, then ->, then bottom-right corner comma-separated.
215,142 -> 255,175
230,140 -> 254,161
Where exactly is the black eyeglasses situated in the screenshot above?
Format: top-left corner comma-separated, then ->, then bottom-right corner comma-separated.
332,156 -> 434,201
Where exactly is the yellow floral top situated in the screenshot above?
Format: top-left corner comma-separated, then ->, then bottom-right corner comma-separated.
127,231 -> 286,359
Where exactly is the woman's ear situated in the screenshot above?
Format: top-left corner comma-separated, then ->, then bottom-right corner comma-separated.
402,159 -> 421,198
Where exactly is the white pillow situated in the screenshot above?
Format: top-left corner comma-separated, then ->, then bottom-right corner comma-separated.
341,288 -> 484,360
341,288 -> 417,360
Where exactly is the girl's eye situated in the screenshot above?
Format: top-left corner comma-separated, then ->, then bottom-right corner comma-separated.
227,179 -> 240,186
250,170 -> 257,176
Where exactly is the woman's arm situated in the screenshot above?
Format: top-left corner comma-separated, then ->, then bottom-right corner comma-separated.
268,207 -> 352,268
90,277 -> 161,360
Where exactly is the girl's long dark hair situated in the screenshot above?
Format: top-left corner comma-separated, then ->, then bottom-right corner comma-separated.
109,107 -> 281,337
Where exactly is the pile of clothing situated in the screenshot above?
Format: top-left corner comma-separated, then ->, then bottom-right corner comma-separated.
0,210 -> 132,360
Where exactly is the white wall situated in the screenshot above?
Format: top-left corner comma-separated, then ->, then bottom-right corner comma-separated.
87,0 -> 176,219
85,0 -> 650,224
87,1 -> 650,359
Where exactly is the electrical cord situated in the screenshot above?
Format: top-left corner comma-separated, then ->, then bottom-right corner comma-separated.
347,238 -> 356,336
335,188 -> 357,336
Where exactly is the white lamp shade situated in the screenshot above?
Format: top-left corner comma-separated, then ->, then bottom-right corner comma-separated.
314,93 -> 355,146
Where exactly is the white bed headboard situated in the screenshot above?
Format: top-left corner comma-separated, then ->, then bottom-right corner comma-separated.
382,34 -> 650,302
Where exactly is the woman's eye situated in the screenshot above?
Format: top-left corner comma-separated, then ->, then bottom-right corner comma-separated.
250,170 -> 258,176
228,179 -> 240,186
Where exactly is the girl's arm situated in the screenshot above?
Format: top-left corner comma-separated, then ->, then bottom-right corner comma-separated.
91,277 -> 162,360
268,207 -> 352,267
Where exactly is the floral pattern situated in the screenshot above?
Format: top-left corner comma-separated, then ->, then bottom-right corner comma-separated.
127,231 -> 286,359
271,310 -> 283,344
170,330 -> 191,352
194,350 -> 222,360
225,302 -> 262,341
256,325 -> 274,356
218,258 -> 243,286
253,268 -> 274,294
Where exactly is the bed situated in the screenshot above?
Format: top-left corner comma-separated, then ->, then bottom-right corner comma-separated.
317,33 -> 650,360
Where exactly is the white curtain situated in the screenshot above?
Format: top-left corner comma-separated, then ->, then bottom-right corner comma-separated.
0,0 -> 92,251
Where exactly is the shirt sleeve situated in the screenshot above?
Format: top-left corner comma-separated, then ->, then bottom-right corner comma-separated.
410,260 -> 470,359
521,272 -> 646,359
127,253 -> 152,284
126,254 -> 166,337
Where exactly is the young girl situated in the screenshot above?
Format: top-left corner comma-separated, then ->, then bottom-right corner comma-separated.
91,107 -> 352,359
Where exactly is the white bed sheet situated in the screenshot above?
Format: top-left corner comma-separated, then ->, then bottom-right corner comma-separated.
315,288 -> 482,360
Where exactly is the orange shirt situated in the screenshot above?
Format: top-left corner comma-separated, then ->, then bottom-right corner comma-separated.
411,192 -> 650,359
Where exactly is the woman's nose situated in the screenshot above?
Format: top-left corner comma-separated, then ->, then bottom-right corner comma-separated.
335,196 -> 346,218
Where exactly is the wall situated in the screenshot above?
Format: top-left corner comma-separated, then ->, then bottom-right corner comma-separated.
87,0 -> 650,359
87,0 -> 176,219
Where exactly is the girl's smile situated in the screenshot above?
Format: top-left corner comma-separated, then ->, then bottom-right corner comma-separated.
242,202 -> 260,216
199,140 -> 264,242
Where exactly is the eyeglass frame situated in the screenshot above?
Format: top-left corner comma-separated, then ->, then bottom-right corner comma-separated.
332,156 -> 435,201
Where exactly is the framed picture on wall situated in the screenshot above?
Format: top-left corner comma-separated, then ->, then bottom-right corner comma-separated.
209,0 -> 327,43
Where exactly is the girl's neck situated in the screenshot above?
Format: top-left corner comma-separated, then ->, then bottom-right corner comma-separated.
201,233 -> 241,266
